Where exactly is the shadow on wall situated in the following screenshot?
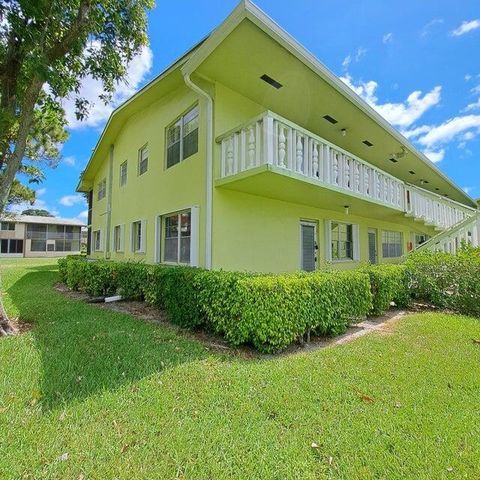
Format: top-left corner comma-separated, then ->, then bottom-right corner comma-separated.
6,265 -> 209,410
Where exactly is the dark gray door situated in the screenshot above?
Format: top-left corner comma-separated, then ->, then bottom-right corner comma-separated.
301,223 -> 317,271
368,228 -> 377,264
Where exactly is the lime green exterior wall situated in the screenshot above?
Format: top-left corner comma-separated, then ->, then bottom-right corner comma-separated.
90,85 -> 207,264
212,188 -> 421,273
87,78 -> 439,273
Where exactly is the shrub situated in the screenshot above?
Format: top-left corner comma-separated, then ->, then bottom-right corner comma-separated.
213,270 -> 373,353
363,264 -> 410,316
144,266 -> 207,328
196,270 -> 251,337
406,249 -> 480,316
58,257 -> 410,352
115,262 -> 152,300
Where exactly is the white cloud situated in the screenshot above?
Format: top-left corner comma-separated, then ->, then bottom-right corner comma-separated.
342,55 -> 352,69
382,33 -> 393,44
416,115 -> 480,148
59,194 -> 86,207
401,125 -> 432,139
341,47 -> 367,70
62,45 -> 153,130
465,74 -> 472,81
340,74 -> 441,128
471,84 -> 480,95
36,188 -> 47,197
8,197 -> 59,217
463,186 -> 473,194
63,155 -> 76,166
421,18 -> 444,38
422,149 -> 445,163
450,19 -> 480,37
77,210 -> 88,221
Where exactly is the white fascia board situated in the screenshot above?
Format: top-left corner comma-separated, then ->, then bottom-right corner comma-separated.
181,0 -> 476,208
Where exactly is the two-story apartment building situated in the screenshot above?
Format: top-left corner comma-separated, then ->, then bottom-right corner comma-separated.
78,0 -> 479,273
0,216 -> 85,258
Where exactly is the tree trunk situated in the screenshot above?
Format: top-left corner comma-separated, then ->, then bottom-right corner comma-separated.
0,78 -> 43,214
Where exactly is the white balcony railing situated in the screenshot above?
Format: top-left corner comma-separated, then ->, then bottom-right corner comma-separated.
217,111 -> 476,231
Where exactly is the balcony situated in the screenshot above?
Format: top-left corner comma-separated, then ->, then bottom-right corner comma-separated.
217,111 -> 475,231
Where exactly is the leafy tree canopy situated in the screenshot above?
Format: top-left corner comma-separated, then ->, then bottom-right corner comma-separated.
0,0 -> 154,213
21,208 -> 54,217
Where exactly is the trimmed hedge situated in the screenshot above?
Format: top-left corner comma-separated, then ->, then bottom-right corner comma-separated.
363,264 -> 410,316
405,248 -> 480,317
58,258 -> 420,353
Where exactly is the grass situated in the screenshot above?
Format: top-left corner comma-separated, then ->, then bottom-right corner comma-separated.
1,259 -> 480,479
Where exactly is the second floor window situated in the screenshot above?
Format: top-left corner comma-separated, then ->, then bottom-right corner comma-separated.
120,161 -> 128,186
138,145 -> 149,176
1,222 -> 15,231
97,178 -> 106,200
166,106 -> 199,168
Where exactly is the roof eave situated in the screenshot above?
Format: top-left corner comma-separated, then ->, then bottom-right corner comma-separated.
181,0 -> 477,208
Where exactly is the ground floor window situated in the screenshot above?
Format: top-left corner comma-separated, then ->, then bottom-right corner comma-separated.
414,233 -> 430,249
114,225 -> 124,252
93,230 -> 102,251
131,221 -> 144,253
31,239 -> 47,252
1,239 -> 23,254
331,222 -> 354,260
382,230 -> 403,258
163,210 -> 191,264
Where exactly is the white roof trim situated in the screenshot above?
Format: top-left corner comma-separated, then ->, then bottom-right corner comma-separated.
181,0 -> 476,208
0,215 -> 85,226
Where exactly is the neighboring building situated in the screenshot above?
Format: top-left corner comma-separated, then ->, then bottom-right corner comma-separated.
77,0 -> 479,273
0,216 -> 85,258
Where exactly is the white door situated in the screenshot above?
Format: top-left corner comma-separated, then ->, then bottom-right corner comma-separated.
301,222 -> 317,271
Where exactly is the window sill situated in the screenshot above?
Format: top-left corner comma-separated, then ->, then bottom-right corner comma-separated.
330,258 -> 357,263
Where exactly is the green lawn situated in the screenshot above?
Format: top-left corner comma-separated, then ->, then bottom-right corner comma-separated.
1,259 -> 480,479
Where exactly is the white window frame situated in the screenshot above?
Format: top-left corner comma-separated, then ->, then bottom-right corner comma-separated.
155,206 -> 199,267
325,220 -> 360,262
93,230 -> 102,252
131,220 -> 146,253
165,104 -> 199,169
138,145 -> 149,176
382,230 -> 403,258
97,178 -> 106,201
1,222 -> 15,231
113,224 -> 125,253
119,161 -> 128,187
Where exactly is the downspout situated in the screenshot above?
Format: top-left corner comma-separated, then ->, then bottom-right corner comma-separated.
105,144 -> 114,259
183,73 -> 213,270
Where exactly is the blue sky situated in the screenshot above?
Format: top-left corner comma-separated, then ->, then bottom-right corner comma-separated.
20,0 -> 480,220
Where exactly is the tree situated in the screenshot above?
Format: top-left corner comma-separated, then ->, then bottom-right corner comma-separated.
0,0 -> 154,214
21,208 -> 54,217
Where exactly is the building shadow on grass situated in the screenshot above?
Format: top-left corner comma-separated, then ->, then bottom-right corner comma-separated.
6,265 -> 209,410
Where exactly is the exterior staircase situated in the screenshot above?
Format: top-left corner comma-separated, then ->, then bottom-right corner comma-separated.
415,210 -> 480,253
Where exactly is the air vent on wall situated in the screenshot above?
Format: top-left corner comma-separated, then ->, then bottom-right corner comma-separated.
409,170 -> 416,175
323,115 -> 338,124
260,74 -> 283,89
389,157 -> 398,163
362,140 -> 374,147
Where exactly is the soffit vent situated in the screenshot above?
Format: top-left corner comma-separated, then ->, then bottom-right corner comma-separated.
260,74 -> 283,89
409,170 -> 416,175
323,115 -> 338,124
362,140 -> 374,147
389,157 -> 398,163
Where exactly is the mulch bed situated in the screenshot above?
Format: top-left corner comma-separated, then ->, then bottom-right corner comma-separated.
54,283 -> 429,358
